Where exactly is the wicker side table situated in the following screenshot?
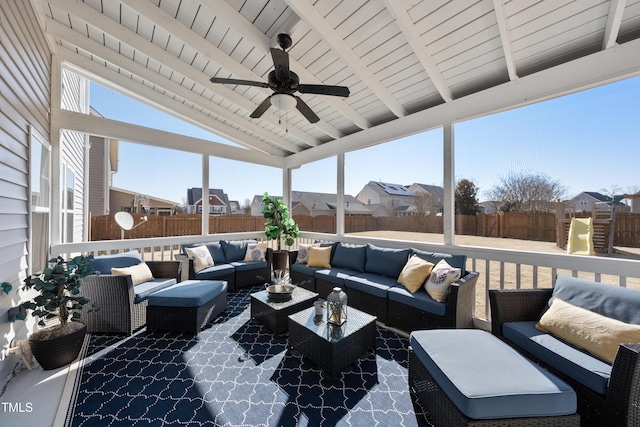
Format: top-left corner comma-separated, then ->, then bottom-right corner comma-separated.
288,306 -> 376,378
250,286 -> 318,334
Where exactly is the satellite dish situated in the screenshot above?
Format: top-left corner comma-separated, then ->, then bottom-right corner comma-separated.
115,211 -> 135,230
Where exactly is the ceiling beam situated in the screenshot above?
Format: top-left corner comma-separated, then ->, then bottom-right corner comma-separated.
204,0 -> 371,129
492,0 -> 518,81
286,36 -> 640,168
120,0 -> 321,146
383,0 -> 453,102
46,0 -> 303,154
58,49 -> 290,158
53,107 -> 285,168
602,0 -> 626,50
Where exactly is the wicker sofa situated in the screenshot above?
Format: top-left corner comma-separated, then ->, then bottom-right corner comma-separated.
490,275 -> 640,427
178,240 -> 272,291
288,242 -> 478,333
81,250 -> 182,335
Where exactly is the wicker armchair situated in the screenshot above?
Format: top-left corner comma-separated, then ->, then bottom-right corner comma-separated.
81,261 -> 182,335
490,289 -> 640,427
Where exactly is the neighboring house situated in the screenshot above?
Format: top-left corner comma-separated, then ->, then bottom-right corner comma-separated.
87,108 -> 118,216
408,183 -> 444,215
186,188 -> 231,214
250,192 -> 372,217
357,181 -> 416,216
109,187 -> 178,215
228,200 -> 243,214
566,191 -> 629,214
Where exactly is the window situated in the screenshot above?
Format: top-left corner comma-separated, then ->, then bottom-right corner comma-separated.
30,127 -> 50,273
61,164 -> 75,243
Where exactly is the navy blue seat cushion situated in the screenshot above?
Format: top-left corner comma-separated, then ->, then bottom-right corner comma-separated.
182,242 -> 226,264
133,278 -> 177,303
230,260 -> 268,272
193,264 -> 235,280
290,262 -> 320,277
331,243 -> 366,273
503,321 -> 611,395
365,244 -> 409,278
345,273 -> 397,298
552,275 -> 640,324
314,268 -> 356,287
410,329 -> 576,420
148,280 -> 227,308
221,240 -> 256,263
91,251 -> 141,274
410,248 -> 466,271
388,286 -> 446,316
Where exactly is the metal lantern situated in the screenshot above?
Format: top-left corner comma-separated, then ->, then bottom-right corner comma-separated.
327,287 -> 347,325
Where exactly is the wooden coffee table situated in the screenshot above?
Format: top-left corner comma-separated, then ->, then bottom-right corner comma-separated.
288,306 -> 377,378
250,286 -> 318,334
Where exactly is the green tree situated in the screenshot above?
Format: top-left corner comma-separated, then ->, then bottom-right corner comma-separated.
455,179 -> 480,215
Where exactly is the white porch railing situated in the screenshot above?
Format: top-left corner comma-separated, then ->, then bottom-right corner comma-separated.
51,231 -> 640,329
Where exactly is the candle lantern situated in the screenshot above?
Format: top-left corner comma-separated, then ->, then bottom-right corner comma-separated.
327,287 -> 347,325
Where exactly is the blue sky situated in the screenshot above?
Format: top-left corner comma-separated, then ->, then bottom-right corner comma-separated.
90,76 -> 639,206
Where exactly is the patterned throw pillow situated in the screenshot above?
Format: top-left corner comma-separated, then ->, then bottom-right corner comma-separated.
296,243 -> 319,264
186,245 -> 214,273
398,255 -> 434,293
537,298 -> 640,363
244,242 -> 267,262
424,259 -> 461,302
111,262 -> 154,286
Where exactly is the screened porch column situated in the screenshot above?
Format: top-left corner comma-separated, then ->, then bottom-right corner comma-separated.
201,154 -> 209,235
443,123 -> 455,245
283,167 -> 292,211
336,153 -> 345,236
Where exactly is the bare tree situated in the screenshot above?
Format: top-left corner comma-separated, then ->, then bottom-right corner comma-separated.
410,191 -> 434,216
486,172 -> 566,212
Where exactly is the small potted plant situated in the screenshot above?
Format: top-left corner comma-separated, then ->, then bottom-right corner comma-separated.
262,192 -> 299,273
19,255 -> 98,370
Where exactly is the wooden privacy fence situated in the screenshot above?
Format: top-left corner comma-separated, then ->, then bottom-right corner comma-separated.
90,212 -> 640,248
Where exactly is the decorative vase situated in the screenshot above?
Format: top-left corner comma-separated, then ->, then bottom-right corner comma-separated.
327,287 -> 347,325
29,323 -> 87,370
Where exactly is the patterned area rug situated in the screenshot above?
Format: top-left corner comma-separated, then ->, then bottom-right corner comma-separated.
64,286 -> 430,426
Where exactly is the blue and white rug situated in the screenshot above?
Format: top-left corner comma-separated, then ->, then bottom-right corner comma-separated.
64,286 -> 430,426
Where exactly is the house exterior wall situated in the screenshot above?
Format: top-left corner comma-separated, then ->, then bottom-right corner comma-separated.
88,135 -> 108,216
0,0 -> 52,387
356,187 -> 379,205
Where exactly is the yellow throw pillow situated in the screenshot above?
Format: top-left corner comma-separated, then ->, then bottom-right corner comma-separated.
536,298 -> 640,363
186,245 -> 214,273
306,246 -> 332,268
244,242 -> 268,262
424,259 -> 461,302
111,262 -> 154,286
398,255 -> 434,293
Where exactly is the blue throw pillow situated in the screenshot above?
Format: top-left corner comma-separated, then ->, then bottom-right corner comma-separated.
90,250 -> 142,274
410,248 -> 467,271
222,240 -> 256,262
331,243 -> 366,272
365,244 -> 409,278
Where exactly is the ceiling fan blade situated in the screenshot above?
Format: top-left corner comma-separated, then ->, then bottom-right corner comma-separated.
295,96 -> 320,123
210,77 -> 269,88
298,84 -> 350,97
270,48 -> 290,82
250,96 -> 272,118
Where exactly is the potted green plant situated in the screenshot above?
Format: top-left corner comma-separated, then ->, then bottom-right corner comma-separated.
262,192 -> 299,273
18,255 -> 98,370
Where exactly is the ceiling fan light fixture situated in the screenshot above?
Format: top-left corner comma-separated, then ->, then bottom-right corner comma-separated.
270,93 -> 297,111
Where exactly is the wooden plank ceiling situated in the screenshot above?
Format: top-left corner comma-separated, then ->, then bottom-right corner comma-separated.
35,0 -> 640,166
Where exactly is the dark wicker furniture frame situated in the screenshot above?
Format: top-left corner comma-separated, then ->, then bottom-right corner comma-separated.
408,349 -> 581,427
81,260 -> 182,335
250,286 -> 318,334
147,287 -> 227,334
288,306 -> 376,378
490,289 -> 640,427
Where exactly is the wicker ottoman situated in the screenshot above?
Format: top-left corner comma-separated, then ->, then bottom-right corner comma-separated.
409,329 -> 580,427
147,280 -> 227,334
